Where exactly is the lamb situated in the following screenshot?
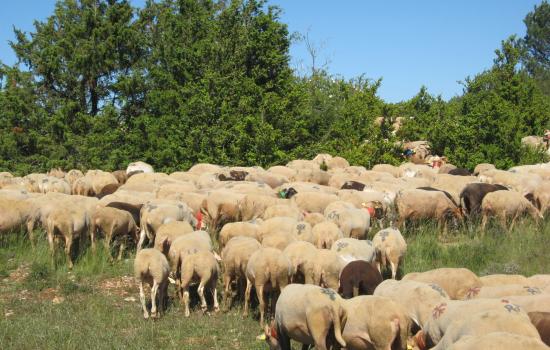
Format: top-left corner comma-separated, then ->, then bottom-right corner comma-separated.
372,228 -> 407,279
133,248 -> 170,319
178,250 -> 220,317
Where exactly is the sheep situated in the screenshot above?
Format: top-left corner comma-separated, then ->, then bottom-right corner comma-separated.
133,248 -> 170,319
311,221 -> 344,249
282,240 -> 318,283
90,206 -> 138,260
153,221 -> 194,255
481,190 -> 543,231
46,204 -> 90,269
244,247 -> 292,327
221,236 -> 262,310
330,237 -> 376,263
262,204 -> 303,221
372,228 -> 407,279
218,221 -> 261,249
167,230 -> 213,274
139,199 -> 197,250
178,250 -> 220,317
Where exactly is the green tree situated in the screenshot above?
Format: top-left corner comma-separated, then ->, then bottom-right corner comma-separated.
522,0 -> 550,95
400,37 -> 550,169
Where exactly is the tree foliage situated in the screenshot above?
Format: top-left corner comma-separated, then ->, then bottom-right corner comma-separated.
0,0 -> 549,174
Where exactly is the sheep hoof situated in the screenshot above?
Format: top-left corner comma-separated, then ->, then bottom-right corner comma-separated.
151,312 -> 159,319
143,313 -> 150,319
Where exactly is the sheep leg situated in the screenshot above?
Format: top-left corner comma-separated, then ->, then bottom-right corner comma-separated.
499,213 -> 508,231
243,278 -> 252,317
137,228 -> 146,252
390,261 -> 397,280
150,280 -> 159,318
47,230 -> 56,267
256,284 -> 265,327
139,282 -> 149,319
395,216 -> 404,229
353,285 -> 359,298
508,212 -> 520,233
158,281 -> 166,316
222,273 -> 232,312
182,287 -> 190,317
117,237 -> 126,261
481,213 -> 488,234
90,223 -> 97,252
198,282 -> 207,313
269,289 -> 278,323
212,285 -> 220,313
104,232 -> 114,261
27,220 -> 36,248
64,234 -> 74,269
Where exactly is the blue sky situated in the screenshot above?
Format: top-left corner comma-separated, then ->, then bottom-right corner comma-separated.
0,0 -> 543,102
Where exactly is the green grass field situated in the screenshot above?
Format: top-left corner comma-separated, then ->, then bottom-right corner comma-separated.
1,220 -> 549,349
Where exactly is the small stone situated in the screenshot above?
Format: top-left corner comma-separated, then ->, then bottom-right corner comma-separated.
124,297 -> 136,302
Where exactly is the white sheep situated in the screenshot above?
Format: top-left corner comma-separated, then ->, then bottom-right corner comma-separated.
134,248 -> 170,319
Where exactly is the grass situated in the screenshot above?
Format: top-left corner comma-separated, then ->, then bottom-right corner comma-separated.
0,219 -> 549,349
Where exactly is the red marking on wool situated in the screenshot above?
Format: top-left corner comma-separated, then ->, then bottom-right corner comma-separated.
366,206 -> 375,218
195,211 -> 203,230
270,326 -> 278,340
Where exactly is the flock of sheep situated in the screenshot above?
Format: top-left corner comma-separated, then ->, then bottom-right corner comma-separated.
1,153 -> 550,350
